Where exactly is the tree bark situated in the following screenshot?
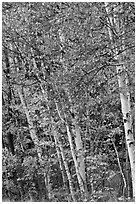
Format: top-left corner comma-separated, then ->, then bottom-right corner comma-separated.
17,86 -> 42,159
3,48 -> 15,155
57,29 -> 87,198
37,78 -> 76,201
52,123 -> 76,201
55,99 -> 86,199
51,122 -> 67,188
104,2 -> 135,197
65,88 -> 88,197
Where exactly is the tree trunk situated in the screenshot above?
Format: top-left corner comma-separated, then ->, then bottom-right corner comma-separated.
52,124 -> 67,188
55,98 -> 86,198
17,86 -> 42,159
65,88 -> 88,197
3,48 -> 15,155
52,123 -> 76,201
38,79 -> 76,201
66,123 -> 85,192
57,29 -> 87,198
111,139 -> 126,197
72,117 -> 87,193
104,2 -> 135,197
18,84 -> 50,200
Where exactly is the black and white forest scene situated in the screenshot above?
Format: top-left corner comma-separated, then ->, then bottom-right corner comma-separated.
2,2 -> 135,202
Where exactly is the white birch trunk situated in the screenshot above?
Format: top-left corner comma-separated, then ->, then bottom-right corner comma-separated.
65,124 -> 85,194
65,89 -> 87,195
37,79 -> 76,201
52,124 -> 76,201
54,85 -> 87,197
104,2 -> 135,197
72,117 -> 87,191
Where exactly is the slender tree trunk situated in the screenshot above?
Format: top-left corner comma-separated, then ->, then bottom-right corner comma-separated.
37,79 -> 76,201
55,99 -> 86,199
30,54 -> 54,200
104,2 -> 135,197
126,148 -> 131,198
57,29 -> 87,198
3,48 -> 15,155
44,171 -> 51,200
17,86 -> 42,159
72,117 -> 88,192
55,91 -> 85,196
65,88 -> 88,197
66,123 -> 85,195
52,123 -> 76,201
52,124 -> 67,189
15,54 -> 51,199
111,139 -> 126,198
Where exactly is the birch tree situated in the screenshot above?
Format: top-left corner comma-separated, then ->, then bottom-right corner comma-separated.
104,2 -> 135,197
40,84 -> 76,201
65,89 -> 88,195
52,122 -> 76,201
57,29 -> 88,198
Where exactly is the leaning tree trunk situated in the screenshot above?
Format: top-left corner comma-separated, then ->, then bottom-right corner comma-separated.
36,76 -> 76,201
104,2 -> 135,197
52,122 -> 76,201
30,53 -> 54,200
52,127 -> 67,189
65,120 -> 87,199
57,28 -> 88,198
6,44 -> 42,159
55,95 -> 86,199
17,86 -> 42,159
51,120 -> 69,193
3,48 -> 15,155
64,88 -> 88,196
72,117 -> 88,193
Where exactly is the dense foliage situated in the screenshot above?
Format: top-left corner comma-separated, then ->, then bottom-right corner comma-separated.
2,2 -> 135,202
